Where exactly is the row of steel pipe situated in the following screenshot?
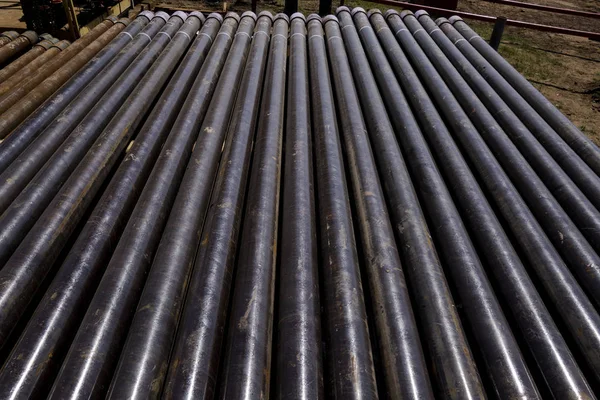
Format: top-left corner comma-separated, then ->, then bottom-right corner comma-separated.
0,8 -> 597,400
0,37 -> 58,83
0,31 -> 38,66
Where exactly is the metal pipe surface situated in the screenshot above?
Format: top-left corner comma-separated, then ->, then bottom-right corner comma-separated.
361,9 -> 595,399
0,31 -> 19,48
0,31 -> 37,66
275,13 -> 324,400
0,13 -> 152,171
0,19 -> 115,114
162,11 -> 271,400
0,13 -> 181,346
307,14 -> 379,400
219,12 -> 287,400
0,39 -> 52,83
330,9 -> 438,399
450,17 -> 600,176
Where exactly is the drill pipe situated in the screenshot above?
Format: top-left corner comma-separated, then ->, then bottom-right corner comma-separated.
0,39 -> 54,83
0,13 -> 152,171
0,14 -> 182,346
435,18 -> 600,212
163,13 -> 273,399
0,18 -> 116,113
161,12 -> 269,399
329,10 -> 439,399
275,13 -> 324,400
0,19 -> 131,137
0,14 -> 164,208
0,13 -> 221,400
0,14 -> 172,266
219,12 -> 288,400
343,7 -> 543,399
361,9 -> 594,399
43,12 -> 202,399
0,31 -> 37,66
104,14 -> 242,399
384,9 -> 600,384
306,15 -> 379,400
0,31 -> 19,48
403,12 -> 600,304
450,17 -> 600,177
0,40 -> 69,100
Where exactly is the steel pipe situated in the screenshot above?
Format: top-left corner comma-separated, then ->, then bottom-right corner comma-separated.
219,12 -> 287,400
0,39 -> 54,83
384,9 -> 600,383
434,17 -> 600,214
0,12 -> 153,171
360,9 -> 595,399
161,12 -> 270,399
450,17 -> 600,176
329,10 -> 440,399
0,13 -> 181,344
0,19 -> 130,138
306,14 -> 379,399
0,12 -> 223,400
42,12 -> 204,399
0,18 -> 116,114
275,12 -> 324,400
0,40 -> 69,99
0,31 -> 37,66
403,10 -> 600,308
0,31 -> 19,48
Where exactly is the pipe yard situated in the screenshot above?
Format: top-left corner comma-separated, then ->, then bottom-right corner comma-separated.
0,6 -> 599,399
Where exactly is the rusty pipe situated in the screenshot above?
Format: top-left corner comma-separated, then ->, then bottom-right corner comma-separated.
0,31 -> 37,66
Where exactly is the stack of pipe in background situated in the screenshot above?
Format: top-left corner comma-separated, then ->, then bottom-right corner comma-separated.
0,6 -> 598,400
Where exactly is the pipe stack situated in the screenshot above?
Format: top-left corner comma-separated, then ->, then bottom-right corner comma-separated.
0,7 -> 598,400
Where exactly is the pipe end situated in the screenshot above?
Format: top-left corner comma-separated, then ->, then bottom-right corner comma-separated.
206,12 -> 223,23
399,10 -> 414,18
35,39 -> 54,50
414,9 -> 429,19
21,30 -> 38,44
241,11 -> 258,21
257,11 -> 274,21
172,11 -> 188,21
290,12 -> 306,22
224,12 -> 241,23
436,17 -> 450,26
384,9 -> 400,20
351,7 -> 367,17
105,15 -> 119,23
117,18 -> 130,26
274,13 -> 290,23
189,11 -> 206,23
52,40 -> 70,50
322,15 -> 339,25
0,31 -> 19,40
306,13 -> 322,23
367,9 -> 383,19
336,5 -> 351,14
449,15 -> 464,24
39,33 -> 53,42
154,11 -> 170,22
138,10 -> 154,21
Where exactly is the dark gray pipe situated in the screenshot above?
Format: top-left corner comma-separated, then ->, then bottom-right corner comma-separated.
103,14 -> 243,399
0,13 -> 175,267
402,10 -> 600,308
162,11 -> 270,399
0,12 -> 184,350
306,14 -> 379,400
276,13 -> 324,400
384,9 -> 600,383
450,17 -> 600,176
435,17 -> 600,212
329,10 -> 439,399
0,13 -> 223,400
341,7 -> 542,399
0,11 -> 154,172
219,13 -> 288,399
359,9 -> 598,399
